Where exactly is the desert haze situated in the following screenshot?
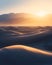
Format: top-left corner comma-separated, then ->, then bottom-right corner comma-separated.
0,13 -> 52,26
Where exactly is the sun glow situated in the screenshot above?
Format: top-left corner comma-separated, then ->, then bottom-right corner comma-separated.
36,11 -> 46,17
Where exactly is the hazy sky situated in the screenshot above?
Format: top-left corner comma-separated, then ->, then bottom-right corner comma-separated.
0,0 -> 52,14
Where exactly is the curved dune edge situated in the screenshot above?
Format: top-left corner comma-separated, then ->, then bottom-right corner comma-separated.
4,45 -> 52,56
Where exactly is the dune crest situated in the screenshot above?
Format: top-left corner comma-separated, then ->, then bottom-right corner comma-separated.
4,45 -> 52,56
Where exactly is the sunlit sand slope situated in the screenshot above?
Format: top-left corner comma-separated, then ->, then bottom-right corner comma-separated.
4,45 -> 52,56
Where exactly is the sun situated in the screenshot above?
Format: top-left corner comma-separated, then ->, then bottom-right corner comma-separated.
36,11 -> 46,17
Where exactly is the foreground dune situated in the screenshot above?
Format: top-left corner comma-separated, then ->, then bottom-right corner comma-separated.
4,45 -> 52,56
0,45 -> 52,65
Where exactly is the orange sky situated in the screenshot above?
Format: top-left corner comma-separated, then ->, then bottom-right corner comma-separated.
0,0 -> 52,26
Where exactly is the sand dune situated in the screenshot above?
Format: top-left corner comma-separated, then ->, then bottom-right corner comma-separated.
0,26 -> 52,52
0,45 -> 52,65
